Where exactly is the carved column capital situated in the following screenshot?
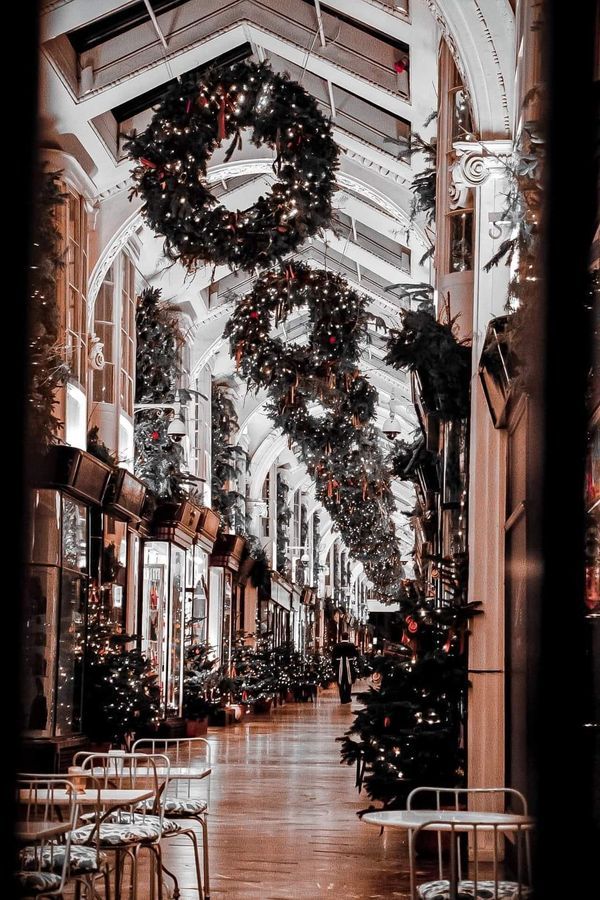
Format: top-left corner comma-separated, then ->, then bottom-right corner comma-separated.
449,140 -> 514,209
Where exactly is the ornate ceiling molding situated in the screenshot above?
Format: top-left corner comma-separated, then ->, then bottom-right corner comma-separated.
424,0 -> 514,137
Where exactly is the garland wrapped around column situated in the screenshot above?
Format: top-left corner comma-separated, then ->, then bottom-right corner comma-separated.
134,287 -> 186,499
28,170 -> 69,449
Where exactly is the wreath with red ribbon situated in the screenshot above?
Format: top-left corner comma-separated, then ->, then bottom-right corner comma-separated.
125,61 -> 339,272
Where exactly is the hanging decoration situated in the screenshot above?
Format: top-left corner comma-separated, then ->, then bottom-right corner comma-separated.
276,472 -> 292,578
385,287 -> 471,421
225,263 -> 403,596
28,170 -> 69,450
125,60 -> 339,273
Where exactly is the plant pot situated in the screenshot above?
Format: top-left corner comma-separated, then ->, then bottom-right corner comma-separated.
253,698 -> 273,714
185,718 -> 208,737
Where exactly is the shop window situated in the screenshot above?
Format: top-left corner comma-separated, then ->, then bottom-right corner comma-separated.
261,474 -> 271,537
142,541 -> 187,717
186,547 -> 209,647
65,189 -> 88,387
22,490 -> 90,738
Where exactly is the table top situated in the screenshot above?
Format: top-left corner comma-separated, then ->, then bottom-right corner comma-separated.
16,820 -> 73,842
87,765 -> 211,779
362,809 -> 534,832
18,788 -> 155,808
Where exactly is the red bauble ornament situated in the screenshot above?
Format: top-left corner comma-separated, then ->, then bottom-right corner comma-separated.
151,430 -> 160,441
328,335 -> 337,344
406,615 -> 418,634
384,716 -> 391,728
393,60 -> 408,74
250,310 -> 259,319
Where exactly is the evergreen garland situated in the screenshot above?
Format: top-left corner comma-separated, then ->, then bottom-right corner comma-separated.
276,472 -> 291,577
225,263 -> 403,597
134,287 -> 186,499
28,170 -> 69,449
125,60 -> 339,273
211,378 -> 246,530
385,288 -> 471,421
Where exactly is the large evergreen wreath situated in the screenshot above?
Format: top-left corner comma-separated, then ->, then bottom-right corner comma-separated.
125,61 -> 339,272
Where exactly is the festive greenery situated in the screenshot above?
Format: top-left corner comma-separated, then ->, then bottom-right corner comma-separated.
276,472 -> 291,577
83,620 -> 160,748
389,435 -> 439,487
225,263 -> 403,597
482,117 -> 544,389
182,642 -> 220,721
385,286 -> 471,421
87,426 -> 117,467
312,511 -> 321,590
241,535 -> 272,593
28,170 -> 69,449
135,287 -> 187,499
211,378 -> 246,529
339,594 -> 480,808
125,60 -> 339,273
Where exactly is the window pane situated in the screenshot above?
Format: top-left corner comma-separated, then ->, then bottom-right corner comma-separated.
449,211 -> 474,272
21,566 -> 59,736
55,570 -> 86,735
62,497 -> 88,571
29,489 -> 61,566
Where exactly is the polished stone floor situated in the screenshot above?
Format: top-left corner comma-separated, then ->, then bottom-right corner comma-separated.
163,685 -> 415,899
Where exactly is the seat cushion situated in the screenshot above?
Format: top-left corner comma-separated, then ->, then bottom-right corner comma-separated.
418,879 -> 532,899
20,844 -> 106,875
71,820 -> 162,847
137,797 -> 207,817
85,810 -> 180,836
15,870 -> 63,895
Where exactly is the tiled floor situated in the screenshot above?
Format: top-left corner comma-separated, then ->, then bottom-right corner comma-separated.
161,685 -> 417,899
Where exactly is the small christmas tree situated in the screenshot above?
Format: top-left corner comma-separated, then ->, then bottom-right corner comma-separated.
339,593 -> 479,808
83,619 -> 160,748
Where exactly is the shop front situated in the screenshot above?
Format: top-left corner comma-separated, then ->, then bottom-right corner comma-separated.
262,572 -> 291,648
140,500 -> 205,719
90,466 -> 147,639
209,532 -> 246,668
186,507 -> 220,649
21,446 -> 112,768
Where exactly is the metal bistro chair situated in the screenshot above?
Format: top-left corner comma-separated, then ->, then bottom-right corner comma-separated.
16,776 -> 81,898
73,751 -> 172,899
407,787 -> 533,900
132,737 -> 212,899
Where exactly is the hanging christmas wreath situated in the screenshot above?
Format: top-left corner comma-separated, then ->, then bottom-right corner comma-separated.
225,264 -> 404,596
225,263 -> 379,439
125,61 -> 339,272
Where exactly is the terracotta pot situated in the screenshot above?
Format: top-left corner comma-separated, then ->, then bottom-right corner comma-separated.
185,718 -> 208,737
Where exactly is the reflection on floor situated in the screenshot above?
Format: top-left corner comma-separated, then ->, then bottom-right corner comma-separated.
162,685 -> 417,899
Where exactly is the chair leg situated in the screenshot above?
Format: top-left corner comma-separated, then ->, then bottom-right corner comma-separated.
175,826 -> 203,899
103,864 -> 111,900
197,815 -> 210,900
159,843 -> 181,899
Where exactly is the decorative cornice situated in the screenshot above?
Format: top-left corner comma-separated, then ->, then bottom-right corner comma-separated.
423,0 -> 512,136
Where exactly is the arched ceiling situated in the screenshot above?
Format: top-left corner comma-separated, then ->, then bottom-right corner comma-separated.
40,0 -> 514,566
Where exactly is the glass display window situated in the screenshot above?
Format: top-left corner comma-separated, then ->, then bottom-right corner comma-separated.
142,541 -> 187,717
185,547 -> 209,648
22,489 -> 90,738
